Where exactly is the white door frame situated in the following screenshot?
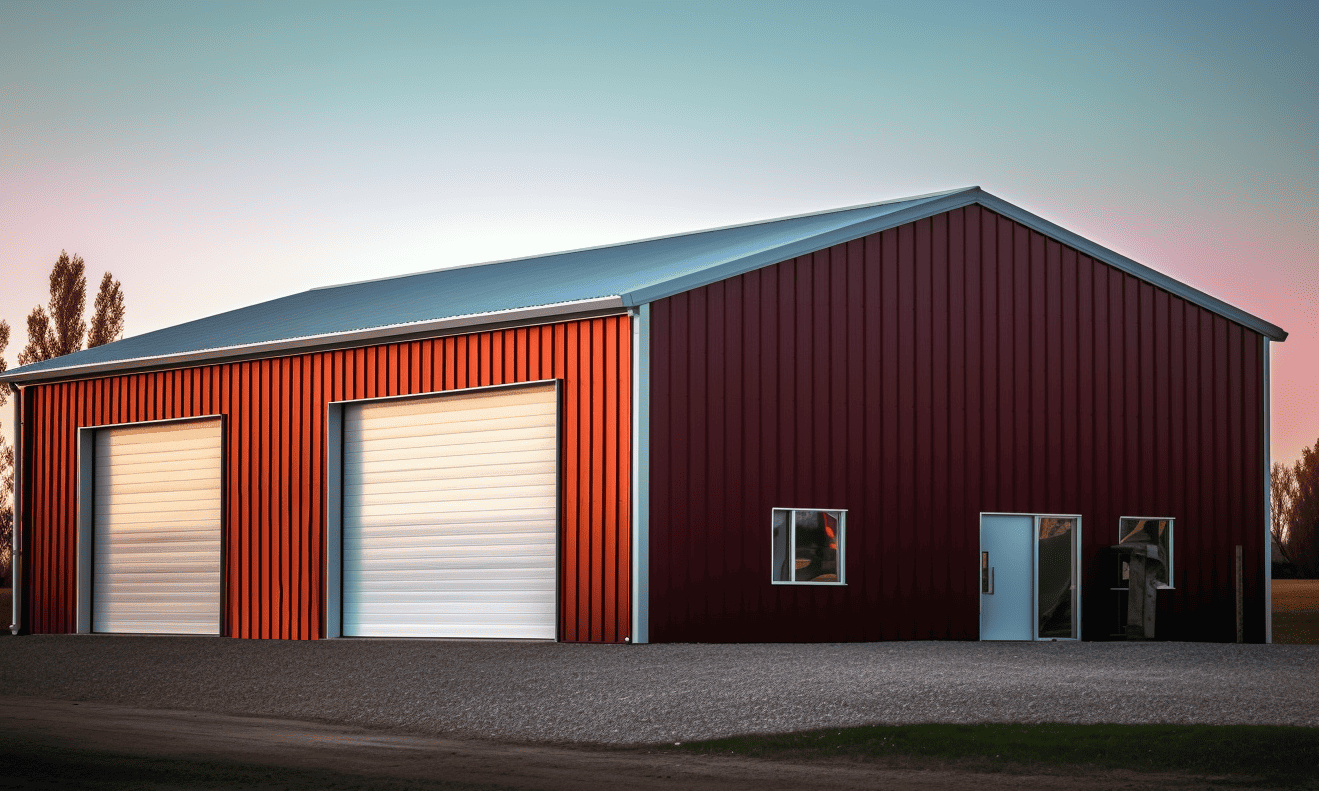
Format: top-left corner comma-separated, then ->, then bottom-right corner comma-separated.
324,379 -> 562,640
76,415 -> 228,635
979,511 -> 1083,641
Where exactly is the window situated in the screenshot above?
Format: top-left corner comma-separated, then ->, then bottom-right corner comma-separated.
1118,517 -> 1174,589
772,508 -> 845,584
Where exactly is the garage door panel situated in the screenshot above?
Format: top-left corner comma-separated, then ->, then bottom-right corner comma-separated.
95,442 -> 221,465
343,385 -> 557,639
99,527 -> 225,544
345,523 -> 555,543
346,482 -> 556,508
346,407 -> 556,441
344,471 -> 555,499
96,473 -> 221,496
348,436 -> 556,466
94,574 -> 222,588
347,420 -> 555,448
348,496 -> 556,519
349,514 -> 554,533
94,545 -> 220,562
96,435 -> 218,453
348,452 -> 555,479
95,490 -> 222,510
97,509 -> 224,528
354,390 -> 553,420
94,420 -> 222,635
350,460 -> 555,487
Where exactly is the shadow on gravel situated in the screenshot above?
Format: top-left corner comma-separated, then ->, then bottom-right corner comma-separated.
0,737 -> 518,791
669,723 -> 1319,789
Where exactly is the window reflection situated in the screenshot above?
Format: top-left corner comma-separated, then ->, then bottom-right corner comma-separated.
772,510 -> 790,582
771,509 -> 844,583
794,510 -> 840,582
1119,518 -> 1172,588
1038,517 -> 1076,639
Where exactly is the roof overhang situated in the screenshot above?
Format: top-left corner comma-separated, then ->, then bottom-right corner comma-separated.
2,187 -> 1286,386
621,187 -> 1289,343
0,296 -> 625,386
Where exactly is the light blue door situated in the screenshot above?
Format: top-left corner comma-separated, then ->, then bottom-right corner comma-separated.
980,514 -> 1034,640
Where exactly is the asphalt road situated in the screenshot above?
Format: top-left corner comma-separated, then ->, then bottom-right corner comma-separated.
1,636 -> 1315,744
0,696 -> 1249,791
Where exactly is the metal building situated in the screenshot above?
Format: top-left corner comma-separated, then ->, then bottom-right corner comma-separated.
3,187 -> 1287,643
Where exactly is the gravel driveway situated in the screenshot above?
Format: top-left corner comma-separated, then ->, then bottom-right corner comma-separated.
1,636 -> 1315,744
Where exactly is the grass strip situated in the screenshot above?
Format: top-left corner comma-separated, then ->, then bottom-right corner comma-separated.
668,723 -> 1319,788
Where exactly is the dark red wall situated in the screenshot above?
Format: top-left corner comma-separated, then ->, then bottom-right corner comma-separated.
18,316 -> 632,642
649,204 -> 1266,643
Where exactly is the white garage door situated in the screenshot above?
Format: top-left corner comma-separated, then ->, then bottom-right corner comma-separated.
93,420 -> 223,634
342,383 -> 558,639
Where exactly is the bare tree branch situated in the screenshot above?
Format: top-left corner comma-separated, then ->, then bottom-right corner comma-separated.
1284,443 -> 1319,577
1272,461 -> 1295,558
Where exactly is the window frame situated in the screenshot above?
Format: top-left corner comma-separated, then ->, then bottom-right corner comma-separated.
1117,516 -> 1175,590
770,507 -> 847,586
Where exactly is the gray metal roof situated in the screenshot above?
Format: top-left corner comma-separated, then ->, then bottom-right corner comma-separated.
1,187 -> 1287,384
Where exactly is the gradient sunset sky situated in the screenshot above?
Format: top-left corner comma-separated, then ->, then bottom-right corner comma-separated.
2,0 -> 1315,464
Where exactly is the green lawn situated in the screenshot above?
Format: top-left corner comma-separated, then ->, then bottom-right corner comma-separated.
669,723 -> 1319,788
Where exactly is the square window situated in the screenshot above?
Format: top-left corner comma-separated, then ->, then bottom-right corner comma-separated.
1118,517 -> 1174,589
772,508 -> 845,584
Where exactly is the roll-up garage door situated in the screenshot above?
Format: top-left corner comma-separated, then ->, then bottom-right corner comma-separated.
93,420 -> 223,634
342,383 -> 559,639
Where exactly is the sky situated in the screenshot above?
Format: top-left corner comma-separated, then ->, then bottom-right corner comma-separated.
1,0 -> 1316,465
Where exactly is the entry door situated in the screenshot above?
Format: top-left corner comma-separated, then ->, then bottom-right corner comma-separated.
980,514 -> 1080,641
341,383 -> 559,639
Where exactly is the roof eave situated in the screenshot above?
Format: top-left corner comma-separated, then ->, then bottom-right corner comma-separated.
0,296 -> 626,386
973,193 -> 1287,342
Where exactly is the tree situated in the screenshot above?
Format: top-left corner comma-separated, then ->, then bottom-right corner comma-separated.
87,272 -> 126,348
18,251 -> 86,365
2,252 -> 127,583
0,319 -> 11,584
1272,461 -> 1296,560
1287,442 -> 1319,578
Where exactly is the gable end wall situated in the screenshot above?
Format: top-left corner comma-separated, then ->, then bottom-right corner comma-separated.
648,204 -> 1265,642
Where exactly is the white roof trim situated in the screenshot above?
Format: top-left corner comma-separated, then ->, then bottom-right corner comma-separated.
1,296 -> 625,384
973,193 -> 1287,342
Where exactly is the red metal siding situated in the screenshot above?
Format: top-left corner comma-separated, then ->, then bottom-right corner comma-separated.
18,316 -> 631,642
649,205 -> 1266,643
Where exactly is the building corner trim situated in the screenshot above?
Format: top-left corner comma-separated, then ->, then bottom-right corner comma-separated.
631,305 -> 650,644
1264,337 -> 1273,644
8,385 -> 22,635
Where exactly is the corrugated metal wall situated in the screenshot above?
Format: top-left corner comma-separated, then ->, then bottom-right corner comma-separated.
18,316 -> 632,642
649,204 -> 1266,643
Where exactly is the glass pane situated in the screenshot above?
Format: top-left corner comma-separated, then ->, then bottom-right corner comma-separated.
1037,517 -> 1076,639
771,510 -> 790,582
1118,518 -> 1172,587
793,510 -> 840,582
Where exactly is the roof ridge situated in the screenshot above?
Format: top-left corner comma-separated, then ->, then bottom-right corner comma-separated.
307,187 -> 978,292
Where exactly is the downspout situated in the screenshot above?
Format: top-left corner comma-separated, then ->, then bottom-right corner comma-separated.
1263,338 -> 1272,644
8,383 -> 22,635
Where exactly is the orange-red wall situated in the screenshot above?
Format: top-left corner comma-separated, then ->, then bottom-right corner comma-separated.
18,315 -> 632,641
